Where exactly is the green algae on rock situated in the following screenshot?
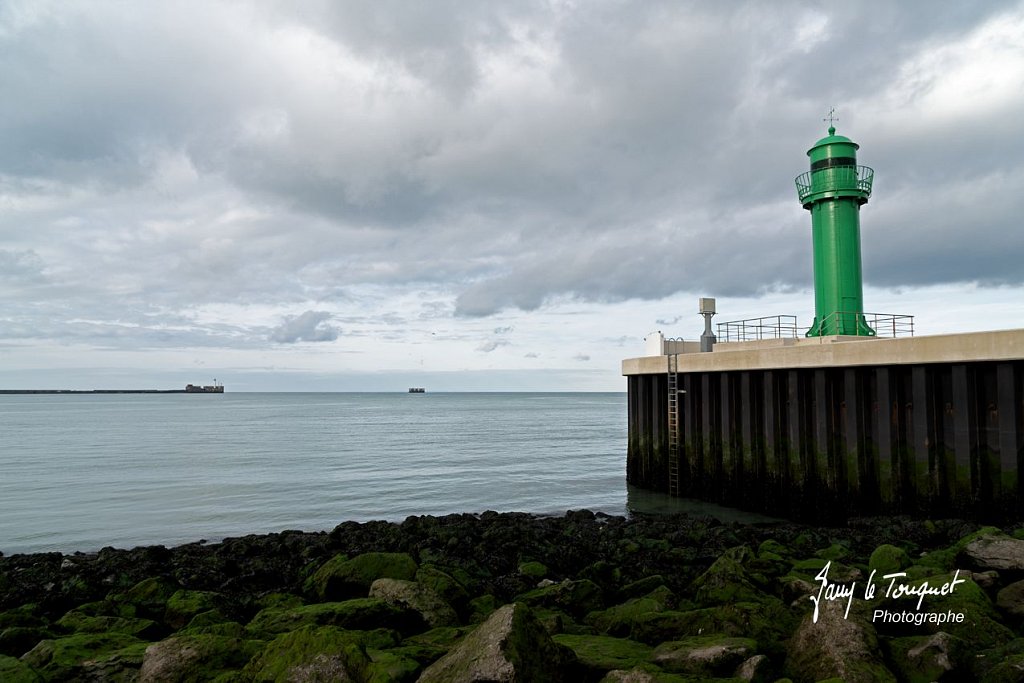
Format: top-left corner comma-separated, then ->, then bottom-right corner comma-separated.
241,625 -> 371,681
306,552 -> 419,601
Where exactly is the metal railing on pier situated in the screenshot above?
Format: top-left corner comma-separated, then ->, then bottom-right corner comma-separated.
814,311 -> 915,338
717,312 -> 914,341
717,315 -> 799,342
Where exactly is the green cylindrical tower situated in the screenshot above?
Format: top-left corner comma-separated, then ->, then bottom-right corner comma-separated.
795,125 -> 875,337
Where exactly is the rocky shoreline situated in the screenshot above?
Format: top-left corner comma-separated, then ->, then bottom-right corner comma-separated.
3,510 -> 1024,681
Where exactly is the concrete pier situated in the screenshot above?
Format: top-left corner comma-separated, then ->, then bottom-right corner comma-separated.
623,329 -> 1024,522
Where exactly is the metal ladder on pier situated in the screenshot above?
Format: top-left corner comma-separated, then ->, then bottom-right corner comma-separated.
667,354 -> 680,497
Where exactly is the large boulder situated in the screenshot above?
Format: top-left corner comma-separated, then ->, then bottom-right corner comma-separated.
651,635 -> 757,677
109,577 -> 178,620
415,565 -> 472,616
306,553 -> 418,601
887,632 -> 965,683
868,544 -> 911,575
21,632 -> 145,681
785,599 -> 895,683
417,603 -> 576,682
247,598 -> 422,637
960,532 -> 1024,572
0,654 -> 42,682
137,634 -> 262,682
515,579 -> 605,619
552,634 -> 653,678
692,546 -> 769,607
163,590 -> 221,630
241,625 -> 371,681
631,600 -> 794,657
369,578 -> 458,628
997,579 -> 1024,618
0,626 -> 54,658
586,585 -> 675,637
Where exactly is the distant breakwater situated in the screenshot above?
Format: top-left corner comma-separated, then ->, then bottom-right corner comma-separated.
4,510 -> 1024,680
0,389 -> 191,395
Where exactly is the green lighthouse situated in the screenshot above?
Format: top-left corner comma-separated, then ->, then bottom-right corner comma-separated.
795,118 -> 875,337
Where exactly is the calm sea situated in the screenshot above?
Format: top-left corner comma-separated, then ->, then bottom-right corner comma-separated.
0,392 -> 631,554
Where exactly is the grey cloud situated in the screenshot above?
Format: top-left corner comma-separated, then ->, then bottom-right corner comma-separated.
0,249 -> 45,283
0,0 -> 1021,344
476,339 -> 511,353
269,311 -> 340,343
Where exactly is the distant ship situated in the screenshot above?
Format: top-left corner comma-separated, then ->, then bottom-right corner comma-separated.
408,387 -> 426,393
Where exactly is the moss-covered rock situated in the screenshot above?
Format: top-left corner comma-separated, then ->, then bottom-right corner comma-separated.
0,626 -> 53,658
631,599 -> 794,657
997,578 -> 1024,619
247,598 -> 423,637
616,576 -> 667,602
789,557 -> 861,583
869,544 -> 911,575
972,638 -> 1024,681
305,552 -> 418,601
253,592 -> 304,612
110,576 -> 178,619
0,606 -> 46,630
415,565 -> 472,615
73,599 -> 137,619
137,633 -> 262,681
873,571 -> 1013,650
815,541 -> 852,562
241,625 -> 371,681
468,594 -> 499,623
691,546 -> 769,607
55,610 -> 159,639
980,654 -> 1024,683
0,654 -> 42,682
785,599 -> 895,683
418,603 -> 576,682
178,612 -> 248,639
586,585 -> 675,637
757,539 -> 791,559
886,632 -> 964,683
164,589 -> 221,629
21,632 -> 145,681
916,526 -> 1001,571
366,648 -> 423,683
515,578 -> 605,619
553,633 -> 653,677
650,635 -> 756,676
598,668 -> 697,683
519,561 -> 549,579
369,578 -> 458,628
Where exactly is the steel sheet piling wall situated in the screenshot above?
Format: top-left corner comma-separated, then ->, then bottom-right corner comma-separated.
625,360 -> 1024,521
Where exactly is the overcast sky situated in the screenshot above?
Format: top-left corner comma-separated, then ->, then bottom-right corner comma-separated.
1,1 -> 1023,391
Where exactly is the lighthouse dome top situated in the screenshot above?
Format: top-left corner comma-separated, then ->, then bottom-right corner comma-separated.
807,126 -> 860,165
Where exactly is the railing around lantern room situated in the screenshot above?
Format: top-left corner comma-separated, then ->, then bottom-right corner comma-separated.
717,312 -> 914,342
795,165 -> 874,204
